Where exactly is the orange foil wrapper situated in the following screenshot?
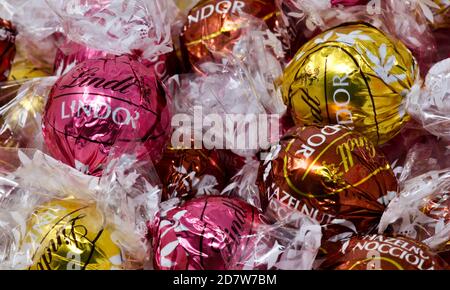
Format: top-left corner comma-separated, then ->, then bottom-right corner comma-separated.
180,0 -> 280,73
321,235 -> 449,270
258,124 -> 398,241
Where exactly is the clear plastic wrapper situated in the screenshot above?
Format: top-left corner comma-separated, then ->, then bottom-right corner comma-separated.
0,0 -> 61,71
0,148 -> 161,270
148,195 -> 321,270
171,22 -> 287,158
379,169 -> 450,256
179,0 -> 288,74
407,58 -> 450,140
46,0 -> 175,59
279,0 -> 438,74
0,77 -> 57,150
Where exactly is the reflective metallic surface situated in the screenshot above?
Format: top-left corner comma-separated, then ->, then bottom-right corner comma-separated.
42,55 -> 171,176
0,18 -> 16,82
259,125 -> 398,240
321,235 -> 449,270
279,23 -> 417,145
24,199 -> 123,270
180,0 -> 280,73
150,196 -> 263,270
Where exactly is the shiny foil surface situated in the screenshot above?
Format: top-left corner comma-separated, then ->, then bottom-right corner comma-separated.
0,84 -> 46,148
53,40 -> 177,82
156,147 -> 228,201
258,125 -> 398,240
8,60 -> 51,81
150,196 -> 263,270
23,199 -> 123,270
180,0 -> 280,73
0,18 -> 17,82
321,235 -> 449,270
279,22 -> 417,145
430,0 -> 450,29
42,55 -> 171,176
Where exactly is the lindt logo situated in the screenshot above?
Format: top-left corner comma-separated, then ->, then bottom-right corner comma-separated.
187,0 -> 246,26
61,100 -> 140,129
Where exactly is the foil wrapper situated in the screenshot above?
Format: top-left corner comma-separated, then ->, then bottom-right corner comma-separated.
0,17 -> 16,82
320,234 -> 449,270
23,199 -> 123,270
1,77 -> 56,149
53,39 -> 178,82
258,124 -> 398,241
156,146 -> 228,201
279,22 -> 418,145
42,55 -> 171,176
149,196 -> 322,270
180,0 -> 282,73
150,196 -> 263,270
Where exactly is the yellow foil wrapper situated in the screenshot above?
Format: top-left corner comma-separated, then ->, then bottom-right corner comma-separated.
8,59 -> 51,81
432,0 -> 450,29
23,199 -> 123,270
279,23 -> 418,145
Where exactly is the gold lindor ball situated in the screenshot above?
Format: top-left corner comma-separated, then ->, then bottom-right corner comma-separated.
279,23 -> 418,145
23,199 -> 123,270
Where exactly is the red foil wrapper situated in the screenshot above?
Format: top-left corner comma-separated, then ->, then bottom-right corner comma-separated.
150,196 -> 264,270
53,39 -> 178,82
0,18 -> 17,82
258,125 -> 398,241
42,55 -> 171,176
180,0 -> 281,73
156,147 -> 228,201
321,235 -> 449,270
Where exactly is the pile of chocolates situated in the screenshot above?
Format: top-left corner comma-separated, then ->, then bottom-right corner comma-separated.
0,0 -> 449,270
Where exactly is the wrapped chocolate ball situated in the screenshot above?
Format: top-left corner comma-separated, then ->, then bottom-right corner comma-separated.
258,124 -> 398,240
279,22 -> 418,145
0,18 -> 17,82
150,196 -> 264,270
23,199 -> 123,270
42,55 -> 171,176
0,77 -> 55,149
379,170 -> 450,258
53,39 -> 178,82
149,196 -> 322,270
320,234 -> 449,270
180,0 -> 282,73
156,147 -> 227,201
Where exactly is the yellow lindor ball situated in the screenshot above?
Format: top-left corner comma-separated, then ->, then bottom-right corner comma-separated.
23,199 -> 123,270
279,22 -> 418,145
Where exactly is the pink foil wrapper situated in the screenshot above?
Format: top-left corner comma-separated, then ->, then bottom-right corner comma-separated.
150,196 -> 263,270
53,39 -> 178,82
42,55 -> 171,176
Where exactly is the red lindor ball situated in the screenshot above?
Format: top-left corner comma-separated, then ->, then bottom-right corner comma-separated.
0,18 -> 16,82
150,196 -> 264,270
180,0 -> 281,73
53,39 -> 179,82
42,55 -> 171,176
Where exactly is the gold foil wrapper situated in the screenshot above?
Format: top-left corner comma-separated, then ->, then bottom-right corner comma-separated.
23,199 -> 123,270
0,81 -> 47,148
8,59 -> 51,81
279,23 -> 418,145
431,0 -> 450,29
